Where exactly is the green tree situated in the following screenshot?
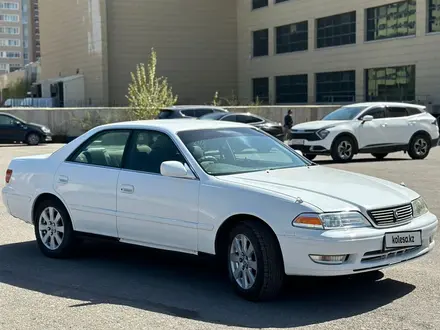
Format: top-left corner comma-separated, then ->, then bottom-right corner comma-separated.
126,48 -> 178,120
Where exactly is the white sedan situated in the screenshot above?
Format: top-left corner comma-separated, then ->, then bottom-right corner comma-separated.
2,119 -> 438,301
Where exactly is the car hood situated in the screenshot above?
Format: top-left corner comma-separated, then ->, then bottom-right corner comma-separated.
292,120 -> 350,130
217,166 -> 419,212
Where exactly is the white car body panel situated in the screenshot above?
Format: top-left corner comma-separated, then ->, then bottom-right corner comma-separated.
2,119 -> 438,276
288,102 -> 440,156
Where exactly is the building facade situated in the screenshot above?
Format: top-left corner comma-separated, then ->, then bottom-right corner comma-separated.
241,0 -> 440,106
38,0 -> 440,107
38,0 -> 237,106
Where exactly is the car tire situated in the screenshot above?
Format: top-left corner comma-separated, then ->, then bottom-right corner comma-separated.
34,199 -> 77,258
331,136 -> 355,163
227,221 -> 284,301
371,153 -> 388,160
26,133 -> 40,146
408,134 -> 431,160
304,154 -> 316,161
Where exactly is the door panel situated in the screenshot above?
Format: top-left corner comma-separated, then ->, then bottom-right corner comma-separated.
356,107 -> 388,149
116,171 -> 199,253
385,107 -> 413,144
0,114 -> 25,142
54,162 -> 121,237
116,129 -> 199,253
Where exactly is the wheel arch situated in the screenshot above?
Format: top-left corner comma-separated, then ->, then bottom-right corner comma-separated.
32,192 -> 71,225
331,132 -> 359,153
214,214 -> 283,261
409,130 -> 431,145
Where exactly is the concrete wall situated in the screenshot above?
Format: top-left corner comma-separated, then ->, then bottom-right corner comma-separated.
0,105 -> 340,136
237,0 -> 440,104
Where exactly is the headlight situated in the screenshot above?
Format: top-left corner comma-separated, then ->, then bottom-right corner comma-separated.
292,211 -> 371,230
42,126 -> 51,133
412,197 -> 429,218
317,129 -> 330,139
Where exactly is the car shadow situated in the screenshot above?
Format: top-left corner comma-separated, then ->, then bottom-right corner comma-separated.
0,240 -> 415,328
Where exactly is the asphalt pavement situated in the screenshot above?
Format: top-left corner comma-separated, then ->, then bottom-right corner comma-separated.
0,143 -> 439,330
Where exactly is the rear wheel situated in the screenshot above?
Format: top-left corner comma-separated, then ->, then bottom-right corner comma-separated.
227,221 -> 284,301
304,154 -> 316,161
26,133 -> 40,146
34,199 -> 77,258
408,134 -> 431,160
331,136 -> 355,163
371,153 -> 388,160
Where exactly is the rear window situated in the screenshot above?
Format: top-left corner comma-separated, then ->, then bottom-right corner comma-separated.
158,110 -> 173,119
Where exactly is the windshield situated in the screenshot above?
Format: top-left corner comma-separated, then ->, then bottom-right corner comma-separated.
178,127 -> 309,176
199,112 -> 226,120
322,106 -> 368,121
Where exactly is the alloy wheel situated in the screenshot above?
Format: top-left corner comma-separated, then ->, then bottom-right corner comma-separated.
38,207 -> 65,250
337,140 -> 353,160
229,234 -> 258,290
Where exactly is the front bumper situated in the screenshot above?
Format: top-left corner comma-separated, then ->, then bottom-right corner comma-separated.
278,211 -> 438,276
44,134 -> 52,142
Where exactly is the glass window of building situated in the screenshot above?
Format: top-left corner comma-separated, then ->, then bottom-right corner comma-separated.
275,74 -> 308,104
252,77 -> 269,103
428,0 -> 440,32
366,65 -> 416,102
253,29 -> 269,57
252,0 -> 268,10
316,11 -> 356,48
316,71 -> 356,103
276,21 -> 308,54
366,0 -> 416,41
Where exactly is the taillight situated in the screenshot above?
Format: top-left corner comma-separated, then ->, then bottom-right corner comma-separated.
5,169 -> 12,184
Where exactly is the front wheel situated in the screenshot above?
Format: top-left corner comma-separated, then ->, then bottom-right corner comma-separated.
331,136 -> 355,163
371,153 -> 388,160
227,221 -> 284,301
26,133 -> 40,146
408,135 -> 431,160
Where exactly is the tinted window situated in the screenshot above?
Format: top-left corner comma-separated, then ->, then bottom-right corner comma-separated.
236,115 -> 263,124
158,110 -> 174,119
178,128 -> 308,176
322,106 -> 368,120
428,0 -> 440,33
221,115 -> 237,122
200,112 -> 227,120
253,29 -> 269,57
252,0 -> 268,10
124,130 -> 185,174
316,70 -> 356,103
276,21 -> 308,54
387,107 -> 408,118
0,114 -> 15,125
181,109 -> 196,117
252,77 -> 269,103
68,130 -> 131,168
193,109 -> 213,117
406,107 -> 422,115
275,74 -> 308,104
316,11 -> 356,48
362,107 -> 386,119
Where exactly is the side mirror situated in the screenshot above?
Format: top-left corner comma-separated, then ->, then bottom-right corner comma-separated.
160,161 -> 195,179
362,115 -> 373,122
14,121 -> 22,126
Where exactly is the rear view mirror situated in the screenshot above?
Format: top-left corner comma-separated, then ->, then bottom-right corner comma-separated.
362,115 -> 373,122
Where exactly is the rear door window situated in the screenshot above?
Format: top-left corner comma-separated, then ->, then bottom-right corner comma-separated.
181,109 -> 196,117
386,107 -> 408,118
406,107 -> 422,116
193,109 -> 214,117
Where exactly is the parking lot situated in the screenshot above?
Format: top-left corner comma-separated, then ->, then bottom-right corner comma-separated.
0,143 -> 439,330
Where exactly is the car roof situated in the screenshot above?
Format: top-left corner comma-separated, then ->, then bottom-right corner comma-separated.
100,119 -> 249,133
161,105 -> 228,111
343,102 -> 426,109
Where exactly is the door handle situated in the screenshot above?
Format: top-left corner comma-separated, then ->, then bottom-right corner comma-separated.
120,184 -> 134,194
381,124 -> 387,127
58,175 -> 69,183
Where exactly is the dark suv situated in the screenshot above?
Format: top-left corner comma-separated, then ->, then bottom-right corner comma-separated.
157,105 -> 228,119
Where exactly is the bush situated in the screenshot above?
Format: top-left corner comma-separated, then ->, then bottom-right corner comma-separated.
126,48 -> 178,120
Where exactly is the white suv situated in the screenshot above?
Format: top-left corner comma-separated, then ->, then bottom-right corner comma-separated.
287,102 -> 439,162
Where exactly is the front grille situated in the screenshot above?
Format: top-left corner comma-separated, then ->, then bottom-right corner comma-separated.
368,203 -> 413,227
291,130 -> 320,141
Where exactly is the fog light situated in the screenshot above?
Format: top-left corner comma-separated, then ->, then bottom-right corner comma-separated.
309,254 -> 348,264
